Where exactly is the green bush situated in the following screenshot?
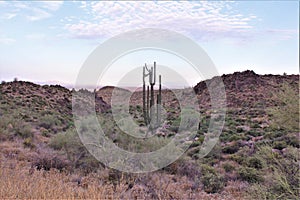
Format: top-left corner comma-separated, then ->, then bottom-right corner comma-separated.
0,114 -> 34,140
285,134 -> 300,148
268,82 -> 299,132
245,157 -> 264,169
222,142 -> 239,154
23,137 -> 35,149
39,114 -> 61,130
50,128 -> 102,172
49,129 -> 81,150
41,128 -> 50,137
273,140 -> 287,150
200,164 -> 224,193
238,167 -> 263,183
247,146 -> 299,199
16,124 -> 33,139
201,173 -> 225,193
229,154 -> 244,164
222,162 -> 235,173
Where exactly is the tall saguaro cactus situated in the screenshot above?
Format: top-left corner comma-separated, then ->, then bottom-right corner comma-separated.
149,62 -> 156,126
157,75 -> 162,124
142,62 -> 162,128
143,65 -> 147,124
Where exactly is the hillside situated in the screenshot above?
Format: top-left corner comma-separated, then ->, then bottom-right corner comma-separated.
195,70 -> 299,108
0,71 -> 299,199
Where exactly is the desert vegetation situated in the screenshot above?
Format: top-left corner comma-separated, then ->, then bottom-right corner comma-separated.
0,71 -> 298,199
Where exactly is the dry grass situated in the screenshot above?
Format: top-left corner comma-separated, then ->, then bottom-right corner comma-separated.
0,139 -> 245,199
0,161 -> 245,199
0,164 -> 115,199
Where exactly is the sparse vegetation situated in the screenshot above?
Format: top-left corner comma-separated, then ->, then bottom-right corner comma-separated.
0,72 -> 298,199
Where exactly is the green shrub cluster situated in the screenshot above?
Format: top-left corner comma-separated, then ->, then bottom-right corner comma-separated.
245,156 -> 264,169
238,166 -> 263,183
247,146 -> 299,199
39,114 -> 61,131
268,82 -> 299,132
50,128 -> 102,173
222,162 -> 235,173
0,115 -> 33,140
200,164 -> 225,193
222,142 -> 240,154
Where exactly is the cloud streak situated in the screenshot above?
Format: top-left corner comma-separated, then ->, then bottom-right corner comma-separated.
65,1 -> 257,41
0,1 -> 63,21
0,35 -> 15,45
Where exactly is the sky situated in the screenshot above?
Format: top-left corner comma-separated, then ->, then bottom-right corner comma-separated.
0,1 -> 299,88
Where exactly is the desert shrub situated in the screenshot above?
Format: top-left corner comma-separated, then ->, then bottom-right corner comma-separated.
268,82 -> 299,132
50,128 -> 102,172
238,167 -> 263,183
229,154 -> 244,164
111,128 -> 170,153
219,131 -> 231,142
162,156 -> 202,192
16,124 -> 33,139
23,137 -> 35,149
236,127 -> 244,133
97,113 -> 170,153
176,158 -> 200,180
32,151 -> 70,171
201,173 -> 225,193
246,183 -> 277,199
245,156 -> 264,169
222,142 -> 240,154
50,129 -> 84,153
41,128 -> 50,137
39,114 -> 61,131
273,140 -> 287,150
0,116 -> 13,140
222,162 -> 235,173
200,164 -> 224,193
251,145 -> 299,199
0,115 -> 33,139
247,130 -> 262,137
284,134 -> 300,148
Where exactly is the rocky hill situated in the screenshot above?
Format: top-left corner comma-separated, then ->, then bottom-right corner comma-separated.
95,70 -> 298,110
194,70 -> 298,109
0,71 -> 298,199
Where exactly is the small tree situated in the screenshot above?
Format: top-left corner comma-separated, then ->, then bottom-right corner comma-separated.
269,82 -> 299,132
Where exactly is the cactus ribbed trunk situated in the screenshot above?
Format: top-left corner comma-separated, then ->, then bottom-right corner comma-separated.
143,83 -> 147,125
157,75 -> 162,125
147,85 -> 150,124
150,83 -> 154,127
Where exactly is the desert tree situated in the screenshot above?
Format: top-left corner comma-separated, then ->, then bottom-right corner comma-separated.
269,82 -> 299,132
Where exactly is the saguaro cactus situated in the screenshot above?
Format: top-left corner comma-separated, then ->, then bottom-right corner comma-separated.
150,62 -> 156,126
143,65 -> 147,124
142,62 -> 162,128
157,75 -> 162,125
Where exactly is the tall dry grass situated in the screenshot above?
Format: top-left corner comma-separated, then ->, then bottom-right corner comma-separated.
0,162 -> 244,199
0,164 -> 114,199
